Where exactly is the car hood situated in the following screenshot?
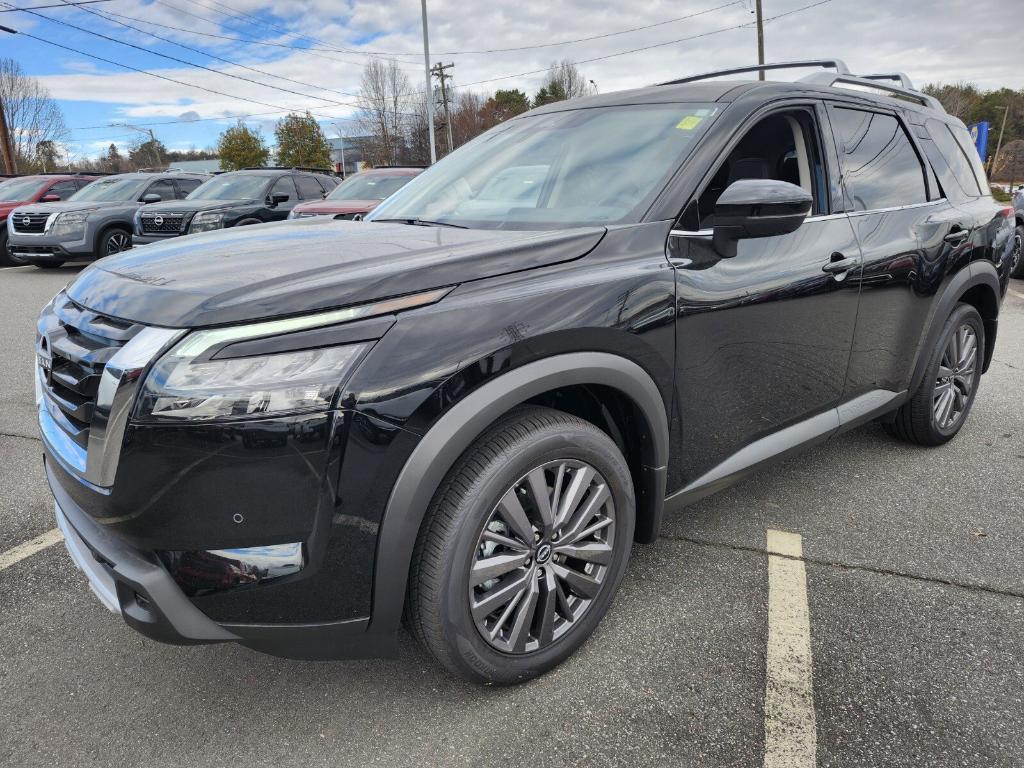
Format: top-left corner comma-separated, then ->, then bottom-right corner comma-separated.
67,218 -> 606,327
144,199 -> 258,214
11,200 -> 139,215
294,199 -> 381,215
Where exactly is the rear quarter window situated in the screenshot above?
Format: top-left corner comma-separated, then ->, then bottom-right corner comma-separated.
924,119 -> 984,198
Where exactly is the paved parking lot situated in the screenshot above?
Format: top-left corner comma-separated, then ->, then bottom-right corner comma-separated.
1,263 -> 1022,767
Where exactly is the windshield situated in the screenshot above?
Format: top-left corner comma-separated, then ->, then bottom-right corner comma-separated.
70,177 -> 149,202
0,177 -> 46,201
327,173 -> 415,201
368,103 -> 718,229
187,174 -> 273,200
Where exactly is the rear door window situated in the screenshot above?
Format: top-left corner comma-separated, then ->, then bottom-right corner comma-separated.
830,108 -> 928,211
174,178 -> 203,199
295,175 -> 325,200
269,176 -> 297,202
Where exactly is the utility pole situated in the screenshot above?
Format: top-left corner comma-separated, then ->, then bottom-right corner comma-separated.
431,61 -> 455,154
0,91 -> 16,175
114,123 -> 161,168
989,105 -> 1010,180
331,123 -> 347,177
755,0 -> 765,80
420,0 -> 436,165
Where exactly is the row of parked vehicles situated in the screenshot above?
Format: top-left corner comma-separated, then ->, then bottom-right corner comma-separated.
0,166 -> 423,268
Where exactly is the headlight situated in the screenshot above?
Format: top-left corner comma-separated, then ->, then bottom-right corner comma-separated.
50,211 -> 90,239
135,341 -> 368,422
189,211 -> 224,233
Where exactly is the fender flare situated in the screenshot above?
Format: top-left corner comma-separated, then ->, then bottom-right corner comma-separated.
366,352 -> 670,637
909,260 -> 1001,394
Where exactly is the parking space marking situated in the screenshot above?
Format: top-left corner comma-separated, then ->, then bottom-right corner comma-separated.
1009,288 -> 1024,301
0,528 -> 63,572
764,530 -> 816,768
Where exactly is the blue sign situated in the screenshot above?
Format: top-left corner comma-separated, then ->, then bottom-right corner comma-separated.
968,121 -> 990,161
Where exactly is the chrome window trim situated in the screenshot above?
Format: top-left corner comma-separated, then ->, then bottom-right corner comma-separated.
8,211 -> 59,236
669,213 -> 850,238
845,198 -> 947,217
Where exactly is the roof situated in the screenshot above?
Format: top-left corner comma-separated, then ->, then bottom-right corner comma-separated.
359,167 -> 424,176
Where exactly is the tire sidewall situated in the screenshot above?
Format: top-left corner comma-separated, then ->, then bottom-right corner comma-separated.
436,424 -> 635,684
926,304 -> 984,440
99,227 -> 131,257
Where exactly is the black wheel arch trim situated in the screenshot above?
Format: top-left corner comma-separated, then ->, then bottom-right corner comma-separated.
909,260 -> 1000,394
94,221 -> 133,254
367,351 -> 670,639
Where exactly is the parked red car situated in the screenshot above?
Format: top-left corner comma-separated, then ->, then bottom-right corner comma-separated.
1,173 -> 103,266
288,167 -> 423,220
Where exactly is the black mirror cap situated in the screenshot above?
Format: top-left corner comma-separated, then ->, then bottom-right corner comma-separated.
269,193 -> 290,206
142,193 -> 162,204
712,179 -> 812,258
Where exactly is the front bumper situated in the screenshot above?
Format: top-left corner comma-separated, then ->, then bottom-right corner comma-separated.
9,235 -> 94,261
48,456 -> 390,659
132,233 -> 180,246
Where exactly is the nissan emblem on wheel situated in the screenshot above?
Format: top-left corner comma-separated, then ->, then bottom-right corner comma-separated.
35,59 -> 1015,684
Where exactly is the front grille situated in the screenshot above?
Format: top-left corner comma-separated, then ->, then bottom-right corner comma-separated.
140,212 -> 186,235
37,294 -> 145,454
12,212 -> 51,234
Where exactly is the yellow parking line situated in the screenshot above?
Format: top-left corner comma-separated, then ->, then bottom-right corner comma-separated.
764,530 -> 816,768
0,528 -> 63,571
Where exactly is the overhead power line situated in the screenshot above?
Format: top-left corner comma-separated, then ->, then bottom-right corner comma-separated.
459,0 -> 837,88
70,2 -> 362,100
6,3 -> 365,108
0,20 -> 369,117
0,0 -> 111,11
69,110 -> 366,131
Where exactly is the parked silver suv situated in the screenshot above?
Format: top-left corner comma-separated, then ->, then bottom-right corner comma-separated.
1012,187 -> 1024,278
6,171 -> 209,268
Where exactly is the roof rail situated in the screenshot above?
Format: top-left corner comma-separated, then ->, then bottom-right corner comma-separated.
658,58 -> 850,86
860,72 -> 916,90
239,165 -> 337,174
799,72 -> 945,112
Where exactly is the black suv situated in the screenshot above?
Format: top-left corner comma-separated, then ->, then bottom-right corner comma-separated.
133,167 -> 339,244
36,61 -> 1014,684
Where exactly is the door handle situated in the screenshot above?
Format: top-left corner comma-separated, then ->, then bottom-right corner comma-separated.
822,253 -> 861,274
943,229 -> 969,244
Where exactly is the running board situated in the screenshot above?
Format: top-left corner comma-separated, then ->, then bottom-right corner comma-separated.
664,389 -> 906,511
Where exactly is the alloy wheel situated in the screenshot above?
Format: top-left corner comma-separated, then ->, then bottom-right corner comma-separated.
933,324 -> 977,430
106,232 -> 131,254
1011,232 -> 1022,274
469,459 -> 616,654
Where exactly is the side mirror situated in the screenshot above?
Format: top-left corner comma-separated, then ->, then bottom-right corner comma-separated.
268,193 -> 290,207
41,194 -> 61,202
711,179 -> 812,258
142,193 -> 162,203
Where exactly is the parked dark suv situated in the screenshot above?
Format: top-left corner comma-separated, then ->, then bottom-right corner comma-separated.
133,167 -> 339,245
36,60 -> 1013,684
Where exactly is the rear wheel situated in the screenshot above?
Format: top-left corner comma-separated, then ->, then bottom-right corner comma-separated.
1010,224 -> 1024,279
407,405 -> 635,684
884,303 -> 984,446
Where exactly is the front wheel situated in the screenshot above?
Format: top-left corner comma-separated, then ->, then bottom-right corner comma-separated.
98,227 -> 132,258
406,405 -> 635,684
885,303 -> 984,446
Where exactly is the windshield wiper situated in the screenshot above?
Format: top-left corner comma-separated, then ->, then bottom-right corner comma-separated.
372,217 -> 467,229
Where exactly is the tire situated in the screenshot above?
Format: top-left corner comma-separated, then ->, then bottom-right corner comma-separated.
97,227 -> 132,258
29,261 -> 66,269
884,303 -> 984,446
1010,224 -> 1024,279
0,227 -> 18,267
406,405 -> 636,684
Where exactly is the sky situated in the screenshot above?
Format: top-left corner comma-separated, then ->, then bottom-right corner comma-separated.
2,0 -> 1020,161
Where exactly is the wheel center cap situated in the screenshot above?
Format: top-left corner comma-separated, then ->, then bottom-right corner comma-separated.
536,543 -> 552,564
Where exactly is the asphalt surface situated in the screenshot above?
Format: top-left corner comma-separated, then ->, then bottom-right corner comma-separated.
1,262 -> 1022,767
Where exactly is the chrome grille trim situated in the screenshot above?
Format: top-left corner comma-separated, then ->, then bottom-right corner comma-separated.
11,211 -> 54,234
36,292 -> 183,488
139,212 -> 187,234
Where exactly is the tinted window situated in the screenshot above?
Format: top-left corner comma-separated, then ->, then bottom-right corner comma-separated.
145,179 -> 176,202
175,178 -> 203,199
294,175 -> 324,200
69,176 -> 149,202
269,176 -> 296,201
316,174 -> 339,190
830,108 -> 927,211
188,174 -> 273,200
924,120 -> 983,198
328,173 -> 416,201
47,181 -> 78,200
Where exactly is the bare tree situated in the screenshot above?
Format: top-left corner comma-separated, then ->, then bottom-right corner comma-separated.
0,58 -> 68,172
356,59 -> 414,167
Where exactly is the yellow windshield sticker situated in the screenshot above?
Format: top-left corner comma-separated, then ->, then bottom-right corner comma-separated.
676,115 -> 703,131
